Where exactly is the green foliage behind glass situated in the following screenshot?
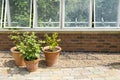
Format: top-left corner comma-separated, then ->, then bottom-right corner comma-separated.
65,0 -> 89,22
95,0 -> 118,22
37,0 -> 59,22
9,0 -> 30,27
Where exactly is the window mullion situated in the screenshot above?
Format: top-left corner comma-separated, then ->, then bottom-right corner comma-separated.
33,0 -> 38,28
60,0 -> 65,29
59,0 -> 62,28
6,0 -> 11,27
94,0 -> 96,27
4,0 -> 11,28
117,0 -> 120,27
1,0 -> 4,27
29,0 -> 33,28
89,0 -> 93,28
4,0 -> 7,28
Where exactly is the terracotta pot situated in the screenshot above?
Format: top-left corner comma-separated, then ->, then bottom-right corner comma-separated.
10,46 -> 26,67
42,46 -> 61,67
25,58 -> 40,72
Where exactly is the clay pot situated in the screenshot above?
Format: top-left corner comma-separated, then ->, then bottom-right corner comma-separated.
24,58 -> 40,72
10,46 -> 26,67
42,46 -> 61,67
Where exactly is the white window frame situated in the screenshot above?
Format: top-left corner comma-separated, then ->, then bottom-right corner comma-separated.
0,0 -> 120,31
117,0 -> 120,27
63,0 -> 92,29
4,0 -> 32,28
0,0 -> 4,28
94,0 -> 120,29
33,0 -> 60,29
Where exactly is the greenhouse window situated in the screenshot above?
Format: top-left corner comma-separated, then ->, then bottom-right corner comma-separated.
94,0 -> 120,28
0,0 -> 120,31
4,0 -> 32,28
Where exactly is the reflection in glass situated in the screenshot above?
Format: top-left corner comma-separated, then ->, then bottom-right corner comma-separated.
5,0 -> 31,28
95,0 -> 119,27
65,0 -> 90,27
36,0 -> 60,27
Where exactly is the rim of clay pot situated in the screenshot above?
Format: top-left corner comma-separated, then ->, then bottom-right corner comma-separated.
10,46 -> 20,54
42,46 -> 61,53
24,58 -> 40,63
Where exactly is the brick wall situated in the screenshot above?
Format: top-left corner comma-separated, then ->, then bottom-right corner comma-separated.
0,31 -> 120,52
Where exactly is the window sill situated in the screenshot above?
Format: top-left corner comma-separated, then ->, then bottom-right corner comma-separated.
0,28 -> 120,32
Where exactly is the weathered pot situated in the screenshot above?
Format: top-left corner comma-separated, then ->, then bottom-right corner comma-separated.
25,58 -> 40,72
42,46 -> 61,67
10,46 -> 26,67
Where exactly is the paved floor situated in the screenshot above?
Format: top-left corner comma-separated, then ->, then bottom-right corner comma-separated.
0,51 -> 120,80
0,66 -> 120,80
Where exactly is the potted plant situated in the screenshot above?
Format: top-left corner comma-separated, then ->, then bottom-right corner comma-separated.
18,32 -> 41,72
42,32 -> 61,67
9,31 -> 26,67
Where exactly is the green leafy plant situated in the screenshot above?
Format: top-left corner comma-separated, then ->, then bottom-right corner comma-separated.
18,32 -> 41,61
44,32 -> 61,51
9,32 -> 42,61
9,31 -> 25,49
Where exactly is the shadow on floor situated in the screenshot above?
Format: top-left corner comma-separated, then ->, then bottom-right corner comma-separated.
106,62 -> 120,69
2,60 -> 29,76
60,52 -> 100,60
3,60 -> 48,68
3,60 -> 16,67
39,60 -> 48,68
2,60 -> 49,76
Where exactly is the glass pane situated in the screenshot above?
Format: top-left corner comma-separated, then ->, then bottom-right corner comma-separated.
37,0 -> 60,27
0,0 -> 2,27
5,0 -> 31,28
65,0 -> 90,27
95,0 -> 119,27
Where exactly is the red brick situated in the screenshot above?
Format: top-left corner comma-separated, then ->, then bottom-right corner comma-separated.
0,32 -> 120,52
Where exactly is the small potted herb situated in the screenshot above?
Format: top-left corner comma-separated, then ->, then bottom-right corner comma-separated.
42,32 -> 61,67
9,32 -> 42,71
18,32 -> 41,72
